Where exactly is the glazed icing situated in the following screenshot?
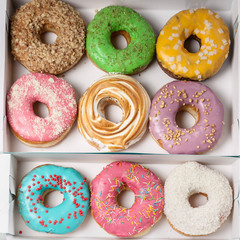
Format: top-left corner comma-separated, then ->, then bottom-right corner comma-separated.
86,6 -> 156,74
18,165 -> 90,234
164,162 -> 233,236
90,161 -> 164,237
78,74 -> 150,152
156,8 -> 230,81
7,73 -> 77,146
149,81 -> 224,154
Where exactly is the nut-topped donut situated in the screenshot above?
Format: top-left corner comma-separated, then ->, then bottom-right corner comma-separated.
78,74 -> 150,152
86,5 -> 156,75
11,0 -> 86,75
156,8 -> 230,81
149,81 -> 224,154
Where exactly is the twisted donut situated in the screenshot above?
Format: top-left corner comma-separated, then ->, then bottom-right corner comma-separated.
78,75 -> 150,152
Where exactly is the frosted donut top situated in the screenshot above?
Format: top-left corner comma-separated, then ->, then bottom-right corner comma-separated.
7,73 -> 77,144
149,81 -> 224,154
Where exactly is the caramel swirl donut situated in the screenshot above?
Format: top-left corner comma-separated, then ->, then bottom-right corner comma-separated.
78,75 -> 150,152
11,0 -> 86,75
156,8 -> 230,81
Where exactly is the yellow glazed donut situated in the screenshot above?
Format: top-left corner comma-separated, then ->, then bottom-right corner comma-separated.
156,8 -> 230,81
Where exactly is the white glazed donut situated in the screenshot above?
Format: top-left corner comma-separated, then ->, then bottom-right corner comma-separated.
164,161 -> 233,236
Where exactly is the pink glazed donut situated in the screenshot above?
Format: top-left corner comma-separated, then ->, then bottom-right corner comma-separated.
7,73 -> 77,147
90,161 -> 164,237
149,81 -> 224,154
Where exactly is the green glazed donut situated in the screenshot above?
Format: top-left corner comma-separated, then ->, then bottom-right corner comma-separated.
86,6 -> 156,74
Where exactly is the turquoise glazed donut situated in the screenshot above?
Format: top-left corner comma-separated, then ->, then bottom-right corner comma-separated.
17,165 -> 90,234
86,6 -> 156,74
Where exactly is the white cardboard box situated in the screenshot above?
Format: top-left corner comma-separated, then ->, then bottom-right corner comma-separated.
0,0 -> 239,239
0,0 -> 240,155
0,154 -> 239,239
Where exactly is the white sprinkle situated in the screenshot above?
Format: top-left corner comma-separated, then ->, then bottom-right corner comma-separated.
222,39 -> 227,45
160,30 -> 164,35
194,29 -> 200,34
172,33 -> 179,37
195,69 -> 200,75
218,28 -> 224,34
184,28 -> 189,38
201,45 -> 206,50
207,60 -> 212,64
177,55 -> 182,62
200,30 -> 206,35
206,46 -> 212,50
201,56 -> 207,60
209,39 -> 214,44
196,60 -> 200,64
205,37 -> 209,43
203,49 -> 208,55
183,67 -> 189,73
204,20 -> 212,29
171,64 -> 176,70
204,20 -> 209,25
178,40 -> 182,45
48,78 -> 54,83
172,26 -> 179,30
198,52 -> 203,57
208,10 -> 213,15
214,44 -> 218,48
168,36 -> 173,41
215,14 -> 220,19
173,44 -> 179,50
169,56 -> 175,62
220,45 -> 225,50
213,49 -> 217,54
189,9 -> 194,14
198,74 -> 202,79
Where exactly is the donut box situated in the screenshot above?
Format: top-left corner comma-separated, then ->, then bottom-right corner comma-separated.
0,0 -> 240,155
0,154 -> 239,239
0,0 -> 239,239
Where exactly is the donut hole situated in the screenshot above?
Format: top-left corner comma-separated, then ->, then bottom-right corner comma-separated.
184,35 -> 201,53
111,30 -> 131,49
189,192 -> 208,208
40,31 -> 57,45
117,188 -> 135,209
42,190 -> 64,208
99,98 -> 123,124
33,101 -> 49,118
176,105 -> 199,129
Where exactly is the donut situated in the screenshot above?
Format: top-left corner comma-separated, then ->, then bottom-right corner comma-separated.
164,161 -> 233,236
149,81 -> 224,154
86,6 -> 156,75
78,74 -> 150,152
156,8 -> 230,81
90,161 -> 164,237
6,73 -> 77,147
17,164 -> 90,234
11,0 -> 86,75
